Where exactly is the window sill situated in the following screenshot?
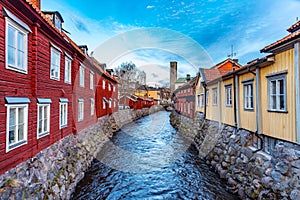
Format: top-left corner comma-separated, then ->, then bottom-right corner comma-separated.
6,66 -> 28,74
225,105 -> 232,108
50,77 -> 60,81
244,108 -> 254,112
7,140 -> 27,152
267,110 -> 288,114
60,125 -> 68,129
37,131 -> 50,139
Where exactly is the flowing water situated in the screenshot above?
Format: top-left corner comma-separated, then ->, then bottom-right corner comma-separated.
72,111 -> 239,200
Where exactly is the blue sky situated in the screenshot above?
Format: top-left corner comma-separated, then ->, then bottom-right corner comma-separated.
42,0 -> 300,86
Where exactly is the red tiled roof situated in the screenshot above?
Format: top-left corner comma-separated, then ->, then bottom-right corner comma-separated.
261,31 -> 300,53
204,68 -> 232,82
287,20 -> 300,32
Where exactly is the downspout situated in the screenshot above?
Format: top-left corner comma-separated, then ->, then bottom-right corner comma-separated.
295,42 -> 300,143
203,83 -> 207,119
234,74 -> 239,130
218,80 -> 222,128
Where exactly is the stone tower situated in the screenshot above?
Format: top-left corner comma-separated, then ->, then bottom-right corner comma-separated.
170,61 -> 177,93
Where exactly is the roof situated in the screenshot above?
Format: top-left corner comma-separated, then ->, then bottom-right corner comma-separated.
173,73 -> 200,93
175,77 -> 187,83
261,31 -> 300,53
287,20 -> 300,33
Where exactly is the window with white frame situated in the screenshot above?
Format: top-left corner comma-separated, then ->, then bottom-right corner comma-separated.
78,99 -> 84,121
50,47 -> 61,80
6,16 -> 30,74
225,85 -> 232,107
90,98 -> 94,115
108,83 -> 111,91
114,99 -> 116,108
200,93 -> 204,107
37,98 -> 51,138
64,55 -> 72,84
102,80 -> 105,89
90,71 -> 94,90
109,99 -> 112,108
244,82 -> 254,110
197,94 -> 201,107
188,103 -> 190,114
212,88 -> 217,105
5,97 -> 30,152
268,73 -> 287,112
206,90 -> 209,105
103,98 -> 106,109
59,98 -> 68,128
79,65 -> 84,87
113,85 -> 116,92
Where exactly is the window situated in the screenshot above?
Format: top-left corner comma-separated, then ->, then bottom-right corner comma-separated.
114,99 -> 116,108
264,136 -> 277,155
268,74 -> 287,112
188,103 -> 190,114
90,71 -> 94,90
225,85 -> 232,107
5,14 -> 29,74
78,99 -> 84,121
103,98 -> 106,109
206,90 -> 209,105
59,98 -> 68,128
37,98 -> 51,138
50,47 -> 61,80
90,98 -> 94,115
54,14 -> 62,31
212,88 -> 217,106
5,97 -> 30,152
108,83 -> 111,91
113,86 -> 116,92
244,82 -> 254,110
102,80 -> 105,89
80,65 -> 85,87
109,99 -> 112,108
197,94 -> 201,107
64,55 -> 72,84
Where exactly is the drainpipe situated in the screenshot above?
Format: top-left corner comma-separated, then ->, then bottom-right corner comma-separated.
255,67 -> 262,134
203,83 -> 207,119
218,80 -> 222,128
295,42 -> 300,143
234,74 -> 239,129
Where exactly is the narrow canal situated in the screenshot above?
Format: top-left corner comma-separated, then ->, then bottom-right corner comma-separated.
72,111 -> 239,200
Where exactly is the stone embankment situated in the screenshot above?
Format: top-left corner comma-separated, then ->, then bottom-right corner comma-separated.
0,105 -> 163,200
170,111 -> 300,200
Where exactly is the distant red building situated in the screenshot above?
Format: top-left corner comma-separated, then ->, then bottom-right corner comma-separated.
173,74 -> 199,118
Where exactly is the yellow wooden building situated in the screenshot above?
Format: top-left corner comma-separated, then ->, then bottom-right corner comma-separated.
195,20 -> 300,145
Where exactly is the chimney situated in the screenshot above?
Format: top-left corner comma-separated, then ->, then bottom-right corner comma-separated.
170,61 -> 177,93
186,74 -> 191,81
78,45 -> 88,55
232,59 -> 238,71
28,0 -> 41,9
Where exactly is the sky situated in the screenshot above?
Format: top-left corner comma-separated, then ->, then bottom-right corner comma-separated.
42,0 -> 300,86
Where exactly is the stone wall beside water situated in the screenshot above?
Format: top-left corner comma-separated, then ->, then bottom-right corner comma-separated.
0,105 -> 163,200
170,111 -> 300,200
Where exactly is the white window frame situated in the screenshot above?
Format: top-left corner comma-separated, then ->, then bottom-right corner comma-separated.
108,83 -> 111,91
79,64 -> 85,87
50,46 -> 61,80
103,80 -> 106,89
64,54 -> 72,84
5,16 -> 29,74
114,99 -> 116,108
268,73 -> 287,112
78,99 -> 84,121
6,98 -> 29,152
109,99 -> 112,108
103,99 -> 106,109
90,71 -> 94,90
37,101 -> 51,139
188,103 -> 190,114
90,98 -> 94,115
206,90 -> 209,106
59,99 -> 68,128
244,82 -> 254,110
199,93 -> 204,107
113,85 -> 116,92
212,88 -> 217,106
225,85 -> 232,107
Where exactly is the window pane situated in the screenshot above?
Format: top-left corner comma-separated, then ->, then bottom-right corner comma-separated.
8,26 -> 15,47
271,81 -> 276,95
280,95 -> 285,110
18,108 -> 24,124
279,79 -> 284,95
18,124 -> 24,141
17,50 -> 24,69
17,32 -> 24,51
272,96 -> 276,109
9,108 -> 16,143
8,46 -> 15,66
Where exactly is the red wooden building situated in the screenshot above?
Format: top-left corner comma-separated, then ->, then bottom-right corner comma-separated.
0,0 -> 118,175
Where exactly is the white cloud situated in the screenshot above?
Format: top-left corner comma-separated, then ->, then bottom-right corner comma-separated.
147,5 -> 155,9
